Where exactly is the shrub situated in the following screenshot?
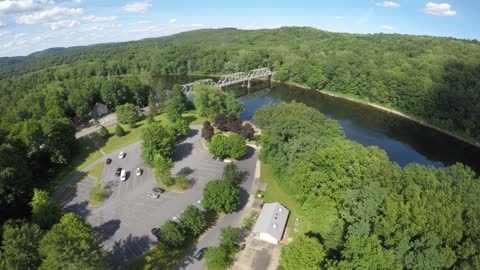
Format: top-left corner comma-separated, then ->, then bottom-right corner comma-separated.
240,123 -> 255,140
205,247 -> 230,270
175,175 -> 189,190
115,124 -> 125,137
209,134 -> 246,159
89,181 -> 106,206
214,113 -> 228,131
116,103 -> 140,124
202,121 -> 214,141
223,163 -> 243,186
99,126 -> 110,139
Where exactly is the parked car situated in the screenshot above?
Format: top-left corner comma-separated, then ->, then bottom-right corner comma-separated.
223,159 -> 233,164
193,247 -> 208,260
120,169 -> 127,181
118,151 -> 125,159
152,187 -> 165,193
136,168 -> 142,176
151,228 -> 161,240
105,158 -> 112,165
115,168 -> 122,177
147,193 -> 160,199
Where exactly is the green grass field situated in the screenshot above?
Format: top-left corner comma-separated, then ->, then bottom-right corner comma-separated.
259,163 -> 337,240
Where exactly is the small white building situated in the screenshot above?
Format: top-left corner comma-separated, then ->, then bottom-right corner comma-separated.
252,202 -> 290,245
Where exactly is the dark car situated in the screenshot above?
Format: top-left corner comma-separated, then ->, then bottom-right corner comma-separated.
193,247 -> 208,260
115,168 -> 122,177
151,228 -> 161,240
152,187 -> 165,193
105,158 -> 112,165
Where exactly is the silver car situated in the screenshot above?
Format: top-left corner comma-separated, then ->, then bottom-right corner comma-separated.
147,192 -> 160,199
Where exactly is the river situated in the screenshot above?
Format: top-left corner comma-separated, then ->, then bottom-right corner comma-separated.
153,76 -> 480,174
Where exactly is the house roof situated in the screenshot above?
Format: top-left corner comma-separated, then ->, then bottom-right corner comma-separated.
252,202 -> 290,241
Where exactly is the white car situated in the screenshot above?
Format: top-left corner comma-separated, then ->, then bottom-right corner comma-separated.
147,193 -> 160,199
118,151 -> 125,159
136,168 -> 142,176
120,169 -> 127,181
223,159 -> 233,164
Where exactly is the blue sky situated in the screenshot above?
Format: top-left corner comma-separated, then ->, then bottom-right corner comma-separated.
0,0 -> 478,57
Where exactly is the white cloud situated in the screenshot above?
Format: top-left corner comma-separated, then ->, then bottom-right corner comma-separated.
128,20 -> 150,25
335,16 -> 344,19
0,21 -> 5,27
0,0 -> 41,15
72,0 -> 82,3
190,23 -> 203,27
423,2 -> 456,16
376,1 -> 400,8
39,0 -> 54,4
122,2 -> 151,13
85,25 -> 104,31
49,19 -> 79,30
0,30 -> 9,38
169,18 -> 176,24
16,6 -> 83,24
82,15 -> 117,23
381,25 -> 394,30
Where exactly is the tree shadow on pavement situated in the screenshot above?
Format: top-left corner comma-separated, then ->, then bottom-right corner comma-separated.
240,146 -> 255,160
63,200 -> 90,218
237,187 -> 249,212
107,234 -> 152,270
173,143 -> 193,162
178,166 -> 195,175
93,219 -> 121,244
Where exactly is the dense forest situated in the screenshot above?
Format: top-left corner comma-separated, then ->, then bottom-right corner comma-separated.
0,26 -> 479,255
254,102 -> 480,269
1,27 -> 480,140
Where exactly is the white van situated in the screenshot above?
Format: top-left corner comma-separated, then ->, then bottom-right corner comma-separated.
120,169 -> 126,181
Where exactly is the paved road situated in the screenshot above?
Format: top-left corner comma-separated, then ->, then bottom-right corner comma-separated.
177,146 -> 258,270
61,125 -> 258,269
75,113 -> 118,139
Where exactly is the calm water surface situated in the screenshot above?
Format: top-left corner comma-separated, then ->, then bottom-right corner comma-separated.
153,76 -> 480,174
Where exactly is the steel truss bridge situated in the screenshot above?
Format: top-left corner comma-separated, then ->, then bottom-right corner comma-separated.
181,68 -> 273,95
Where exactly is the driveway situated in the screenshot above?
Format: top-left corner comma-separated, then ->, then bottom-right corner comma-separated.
75,113 -> 118,139
176,145 -> 259,270
62,125 -> 251,269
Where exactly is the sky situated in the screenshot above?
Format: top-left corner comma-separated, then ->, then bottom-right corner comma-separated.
0,0 -> 478,57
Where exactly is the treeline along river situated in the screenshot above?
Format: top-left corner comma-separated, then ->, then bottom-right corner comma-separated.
153,75 -> 480,174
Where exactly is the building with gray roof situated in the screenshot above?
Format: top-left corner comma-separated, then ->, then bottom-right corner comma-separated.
252,202 -> 290,244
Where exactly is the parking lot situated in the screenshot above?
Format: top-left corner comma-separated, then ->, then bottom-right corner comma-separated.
61,126 -> 229,269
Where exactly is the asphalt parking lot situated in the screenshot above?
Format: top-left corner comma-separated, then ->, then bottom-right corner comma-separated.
61,126 -> 230,269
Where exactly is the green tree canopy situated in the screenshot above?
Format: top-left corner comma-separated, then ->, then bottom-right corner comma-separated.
280,234 -> 325,270
38,213 -> 107,270
205,246 -> 230,270
116,103 -> 140,125
159,221 -> 185,248
202,180 -> 239,213
1,220 -> 43,270
142,123 -> 176,166
180,205 -> 207,236
30,189 -> 61,230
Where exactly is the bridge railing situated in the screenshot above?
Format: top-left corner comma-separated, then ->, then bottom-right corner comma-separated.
181,67 -> 273,94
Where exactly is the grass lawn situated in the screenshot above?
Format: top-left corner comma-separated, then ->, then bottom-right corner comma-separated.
259,163 -> 337,239
48,136 -> 102,194
87,162 -> 105,180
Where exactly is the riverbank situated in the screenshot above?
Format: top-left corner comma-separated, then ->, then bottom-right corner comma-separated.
273,79 -> 480,149
116,73 -> 480,149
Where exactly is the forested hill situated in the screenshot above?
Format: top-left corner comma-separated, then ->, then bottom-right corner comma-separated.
1,27 -> 480,141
